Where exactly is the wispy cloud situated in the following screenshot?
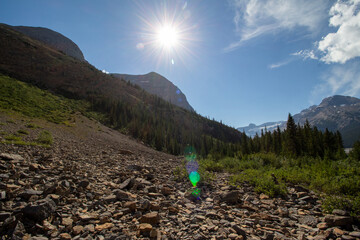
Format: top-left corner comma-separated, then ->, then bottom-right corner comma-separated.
268,59 -> 293,69
311,62 -> 360,103
291,50 -> 318,60
225,0 -> 329,52
318,0 -> 360,64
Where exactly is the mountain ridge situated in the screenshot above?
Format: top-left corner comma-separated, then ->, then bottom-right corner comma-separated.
10,24 -> 86,62
238,95 -> 360,147
112,72 -> 194,112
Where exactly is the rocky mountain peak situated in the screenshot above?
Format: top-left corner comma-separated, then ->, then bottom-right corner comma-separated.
10,25 -> 85,62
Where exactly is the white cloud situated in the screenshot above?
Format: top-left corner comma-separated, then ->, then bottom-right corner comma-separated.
318,0 -> 360,63
311,63 -> 360,103
268,59 -> 293,69
291,50 -> 318,60
225,0 -> 329,52
102,69 -> 109,74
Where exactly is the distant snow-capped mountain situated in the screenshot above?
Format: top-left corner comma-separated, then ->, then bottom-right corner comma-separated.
238,95 -> 360,147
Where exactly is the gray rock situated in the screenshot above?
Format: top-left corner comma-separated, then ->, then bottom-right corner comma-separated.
230,223 -> 247,239
0,153 -> 24,161
332,209 -> 348,216
22,198 -> 57,222
78,180 -> 90,188
114,189 -> 130,201
325,214 -> 353,227
0,191 -> 6,200
298,215 -> 318,227
221,191 -> 240,204
19,189 -> 43,200
349,231 -> 360,238
0,211 -> 11,221
119,178 -> 135,190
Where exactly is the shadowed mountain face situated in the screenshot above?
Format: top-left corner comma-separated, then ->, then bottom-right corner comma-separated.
11,25 -> 85,62
112,72 -> 194,112
0,23 -> 243,154
238,95 -> 360,147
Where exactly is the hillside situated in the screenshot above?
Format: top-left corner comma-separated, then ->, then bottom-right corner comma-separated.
10,25 -> 85,62
0,23 -> 242,156
112,72 -> 194,112
238,95 -> 360,147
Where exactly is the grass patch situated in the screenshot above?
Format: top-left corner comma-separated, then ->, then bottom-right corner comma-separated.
25,123 -> 40,129
200,153 -> 360,215
17,129 -> 29,135
0,74 -> 105,124
36,130 -> 53,145
4,134 -> 22,141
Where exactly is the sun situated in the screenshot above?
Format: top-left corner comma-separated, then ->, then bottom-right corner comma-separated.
156,25 -> 179,50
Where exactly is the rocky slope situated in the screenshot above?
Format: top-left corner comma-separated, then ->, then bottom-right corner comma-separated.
238,95 -> 360,147
112,72 -> 194,112
1,113 -> 359,240
9,24 -> 86,62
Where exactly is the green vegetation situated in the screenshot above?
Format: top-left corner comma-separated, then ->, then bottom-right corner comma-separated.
25,123 -> 40,129
36,130 -> 53,145
0,74 -> 77,124
17,129 -> 29,135
199,150 -> 360,215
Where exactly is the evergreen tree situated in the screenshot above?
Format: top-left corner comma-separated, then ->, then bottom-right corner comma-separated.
285,113 -> 298,157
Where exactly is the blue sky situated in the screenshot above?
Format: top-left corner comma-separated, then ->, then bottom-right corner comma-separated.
1,0 -> 360,128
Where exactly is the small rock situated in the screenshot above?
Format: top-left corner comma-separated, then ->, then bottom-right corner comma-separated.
0,191 -> 6,200
22,198 -> 56,222
124,201 -> 137,211
95,222 -> 113,231
62,217 -> 73,227
138,223 -> 152,235
325,214 -> 353,227
333,227 -> 344,236
221,191 -> 240,204
317,222 -> 328,230
299,215 -> 318,227
140,212 -> 160,225
19,189 -> 43,201
103,194 -> 117,203
114,189 -> 131,201
230,223 -> 246,239
228,233 -> 238,239
59,233 -> 71,240
349,232 -> 360,238
78,180 -> 90,188
259,193 -> 269,199
0,153 -> 24,161
29,163 -> 40,171
84,224 -> 95,232
332,209 -> 348,216
119,178 -> 135,190
73,225 -> 84,235
161,187 -> 172,196
0,212 -> 11,221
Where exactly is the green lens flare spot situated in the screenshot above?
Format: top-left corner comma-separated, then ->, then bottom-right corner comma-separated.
189,171 -> 200,187
192,188 -> 201,198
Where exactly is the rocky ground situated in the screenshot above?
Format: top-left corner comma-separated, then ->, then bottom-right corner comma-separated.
0,113 -> 359,240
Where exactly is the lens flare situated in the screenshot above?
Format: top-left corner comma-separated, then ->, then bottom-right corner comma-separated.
192,188 -> 201,199
189,171 -> 200,187
186,160 -> 199,174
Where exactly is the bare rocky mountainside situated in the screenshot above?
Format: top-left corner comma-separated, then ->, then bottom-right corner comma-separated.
238,95 -> 360,147
112,73 -> 194,112
10,25 -> 86,62
1,114 -> 359,240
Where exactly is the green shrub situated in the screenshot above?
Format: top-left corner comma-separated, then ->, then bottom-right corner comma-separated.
25,123 -> 39,129
17,129 -> 29,135
36,130 -> 53,145
4,134 -> 22,141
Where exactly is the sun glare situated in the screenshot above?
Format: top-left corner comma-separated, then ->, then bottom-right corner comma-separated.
157,25 -> 179,50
